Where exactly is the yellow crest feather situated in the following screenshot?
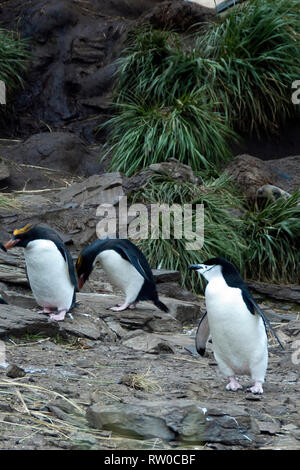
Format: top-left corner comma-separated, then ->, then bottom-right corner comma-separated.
13,223 -> 33,236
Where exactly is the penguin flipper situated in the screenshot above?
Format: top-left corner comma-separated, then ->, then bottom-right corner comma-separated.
55,241 -> 78,290
244,291 -> 284,350
195,311 -> 210,356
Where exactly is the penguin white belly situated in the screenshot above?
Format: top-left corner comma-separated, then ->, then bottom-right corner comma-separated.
205,278 -> 268,379
24,240 -> 74,311
96,250 -> 144,303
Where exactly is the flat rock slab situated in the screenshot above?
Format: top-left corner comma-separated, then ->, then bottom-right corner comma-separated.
86,399 -> 258,446
152,269 -> 181,284
0,303 -> 112,341
248,281 -> 300,304
76,293 -> 201,330
0,304 -> 59,338
121,331 -> 176,354
0,292 -> 199,341
77,293 -> 183,332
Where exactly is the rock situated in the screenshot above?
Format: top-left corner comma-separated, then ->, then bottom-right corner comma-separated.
2,132 -> 101,191
86,399 -> 258,445
1,0 -> 214,140
0,290 -> 36,309
0,302 -> 116,342
157,282 -> 199,302
257,421 -> 281,435
0,264 -> 28,286
147,312 -> 182,333
0,162 -> 10,183
123,159 -> 202,196
0,0 -> 134,139
0,304 -> 58,338
152,269 -> 181,284
6,364 -> 26,378
268,155 -> 300,193
60,311 -> 116,342
224,154 -> 278,203
163,297 -> 202,325
122,331 -> 175,354
56,172 -> 124,207
46,398 -> 85,426
282,320 -> 300,338
76,292 -> 183,332
140,1 -> 216,32
105,320 -> 129,339
247,282 -> 300,304
149,158 -> 201,185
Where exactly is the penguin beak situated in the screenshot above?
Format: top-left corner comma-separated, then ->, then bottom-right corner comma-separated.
4,238 -> 21,250
78,274 -> 85,290
189,264 -> 203,271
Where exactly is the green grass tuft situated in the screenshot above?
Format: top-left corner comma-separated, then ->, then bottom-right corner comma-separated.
242,190 -> 300,284
131,173 -> 246,293
197,0 -> 300,136
101,0 -> 300,175
0,28 -> 29,122
103,92 -> 238,175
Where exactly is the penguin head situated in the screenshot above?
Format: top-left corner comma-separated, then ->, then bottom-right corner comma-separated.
76,249 -> 95,290
4,223 -> 36,249
4,224 -> 63,250
189,257 -> 240,283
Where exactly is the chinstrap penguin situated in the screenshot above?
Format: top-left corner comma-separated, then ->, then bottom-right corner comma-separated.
5,224 -> 77,321
189,257 -> 282,394
76,238 -> 169,313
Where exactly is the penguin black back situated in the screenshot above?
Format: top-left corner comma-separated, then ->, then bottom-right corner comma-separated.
76,238 -> 169,313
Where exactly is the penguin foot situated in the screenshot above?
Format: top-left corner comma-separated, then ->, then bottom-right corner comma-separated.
49,309 -> 67,321
37,307 -> 53,314
226,377 -> 243,392
128,302 -> 137,310
247,381 -> 263,394
109,302 -> 129,312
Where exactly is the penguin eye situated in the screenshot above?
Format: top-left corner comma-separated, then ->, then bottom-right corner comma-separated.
272,190 -> 281,200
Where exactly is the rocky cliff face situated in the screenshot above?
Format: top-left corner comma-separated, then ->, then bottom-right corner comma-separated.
0,0 -> 215,141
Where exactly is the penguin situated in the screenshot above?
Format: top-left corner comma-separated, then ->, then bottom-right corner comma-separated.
189,257 -> 283,394
256,184 -> 292,208
4,224 -> 77,321
76,238 -> 169,313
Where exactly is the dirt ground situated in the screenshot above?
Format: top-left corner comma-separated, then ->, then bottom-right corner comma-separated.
0,299 -> 299,451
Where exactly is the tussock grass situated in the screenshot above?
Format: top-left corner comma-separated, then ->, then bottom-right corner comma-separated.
131,173 -> 246,293
0,28 -> 29,122
242,190 -> 300,284
101,27 -> 238,175
0,29 -> 29,90
104,93 -> 237,175
197,0 -> 300,136
101,0 -> 300,175
131,174 -> 300,290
